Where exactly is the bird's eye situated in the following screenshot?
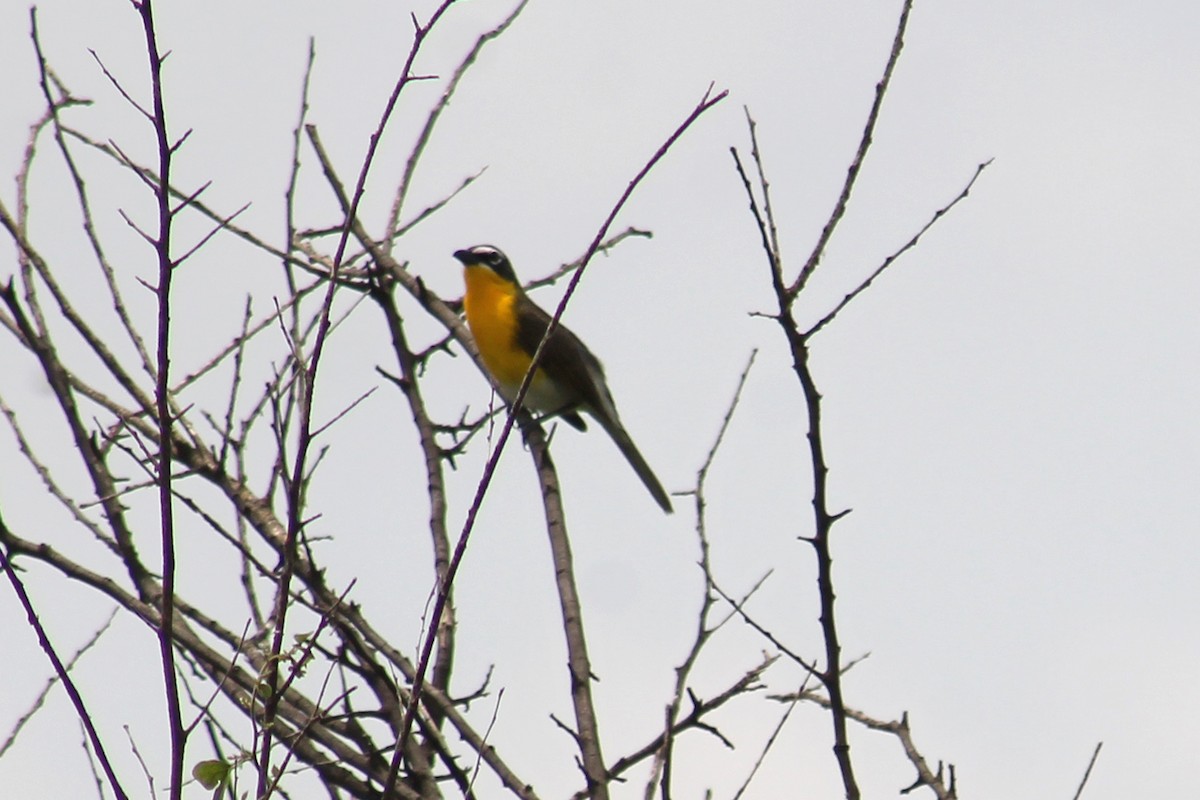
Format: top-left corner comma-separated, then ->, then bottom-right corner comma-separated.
487,252 -> 502,266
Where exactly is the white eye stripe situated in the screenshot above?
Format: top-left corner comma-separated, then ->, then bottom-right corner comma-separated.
469,245 -> 507,267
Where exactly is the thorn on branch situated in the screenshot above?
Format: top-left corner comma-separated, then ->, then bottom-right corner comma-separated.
692,719 -> 734,750
413,331 -> 457,370
168,178 -> 211,216
119,210 -> 156,246
550,713 -> 582,747
450,664 -> 495,709
168,127 -> 192,154
376,367 -> 410,392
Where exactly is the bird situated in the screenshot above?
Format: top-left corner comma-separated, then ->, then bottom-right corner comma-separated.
453,244 -> 672,513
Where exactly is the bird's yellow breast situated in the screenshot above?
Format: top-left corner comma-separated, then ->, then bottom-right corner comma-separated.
463,265 -> 535,394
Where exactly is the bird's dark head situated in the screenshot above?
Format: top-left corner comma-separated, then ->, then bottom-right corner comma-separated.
453,245 -> 518,283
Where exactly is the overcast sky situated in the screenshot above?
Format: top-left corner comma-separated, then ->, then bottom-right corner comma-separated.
1,1 -> 1197,798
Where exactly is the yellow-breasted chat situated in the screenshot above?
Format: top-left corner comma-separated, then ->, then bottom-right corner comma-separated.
453,245 -> 672,513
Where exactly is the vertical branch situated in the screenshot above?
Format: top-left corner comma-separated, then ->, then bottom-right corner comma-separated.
521,420 -> 608,799
385,85 -> 726,800
731,144 -> 859,799
132,1 -> 186,797
281,37 -> 315,361
791,330 -> 857,799
265,4 -> 461,798
370,276 -> 456,788
241,41 -> 315,791
725,6 -> 922,797
648,350 -> 757,800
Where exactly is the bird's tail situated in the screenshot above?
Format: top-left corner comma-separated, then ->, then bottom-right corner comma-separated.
593,412 -> 673,514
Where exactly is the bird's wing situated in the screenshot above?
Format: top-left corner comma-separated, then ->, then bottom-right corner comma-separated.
514,296 -> 611,417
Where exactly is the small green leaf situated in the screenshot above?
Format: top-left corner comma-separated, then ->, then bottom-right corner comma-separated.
192,759 -> 231,790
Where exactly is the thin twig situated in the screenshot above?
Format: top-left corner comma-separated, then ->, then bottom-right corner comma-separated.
791,0 -> 914,298
778,693 -> 957,800
282,35 -> 315,369
731,688 -> 804,800
745,109 -> 782,280
0,392 -> 118,552
466,688 -> 504,796
385,0 -> 531,244
0,609 -> 118,758
569,655 -> 777,800
648,350 -> 756,799
710,578 -> 821,677
522,227 -> 654,294
0,521 -> 129,800
1071,742 -> 1103,800
124,725 -> 156,798
806,158 -> 992,337
273,4 -> 466,798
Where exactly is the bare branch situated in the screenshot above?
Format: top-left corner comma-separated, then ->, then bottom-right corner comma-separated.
0,609 -> 117,759
806,158 -> 992,337
1072,742 -> 1104,800
784,696 -> 957,800
385,0 -> 531,243
648,350 -> 757,799
62,125 -> 314,272
0,279 -> 153,595
29,16 -> 157,382
571,655 -> 777,800
731,690 -> 803,800
791,0 -> 915,297
0,392 -> 118,553
0,520 -> 129,800
710,577 -> 821,678
523,417 -> 607,795
89,48 -> 153,121
132,3 -> 188,795
745,108 -> 782,278
522,227 -> 654,294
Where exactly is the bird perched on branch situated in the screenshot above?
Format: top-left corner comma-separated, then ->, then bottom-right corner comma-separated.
453,245 -> 672,513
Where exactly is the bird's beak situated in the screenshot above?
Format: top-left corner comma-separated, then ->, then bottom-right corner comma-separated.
452,249 -> 474,265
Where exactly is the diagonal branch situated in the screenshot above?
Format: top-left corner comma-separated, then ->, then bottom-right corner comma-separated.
791,0 -> 914,298
385,0 -> 531,244
648,349 -> 757,799
0,517 -> 129,800
1072,742 -> 1103,800
806,158 -> 992,337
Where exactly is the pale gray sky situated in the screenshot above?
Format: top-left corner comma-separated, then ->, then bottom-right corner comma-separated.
1,1 -> 1197,798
